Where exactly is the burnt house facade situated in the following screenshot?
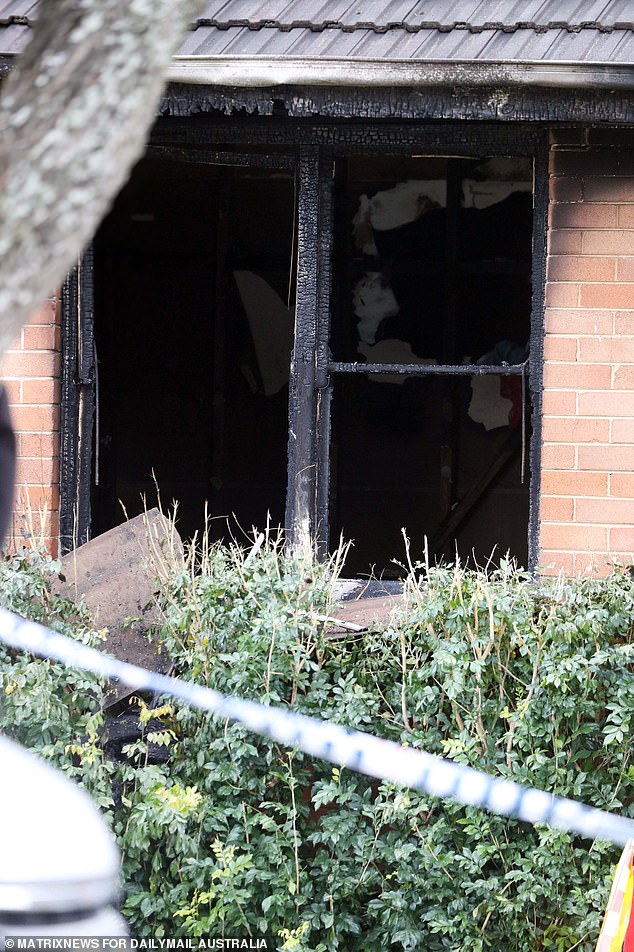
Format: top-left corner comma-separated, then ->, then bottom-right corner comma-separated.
1,2 -> 634,575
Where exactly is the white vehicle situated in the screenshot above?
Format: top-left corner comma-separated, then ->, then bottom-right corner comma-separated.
0,736 -> 127,944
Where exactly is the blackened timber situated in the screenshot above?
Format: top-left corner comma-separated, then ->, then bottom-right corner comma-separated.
59,268 -> 79,554
528,146 -> 549,572
285,146 -> 320,551
146,145 -> 295,169
78,246 -> 95,386
151,117 -> 544,155
314,148 -> 335,558
76,251 -> 96,549
160,83 -> 634,126
59,250 -> 95,554
328,362 -> 529,376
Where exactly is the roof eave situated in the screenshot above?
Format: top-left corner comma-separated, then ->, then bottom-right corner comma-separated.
168,56 -> 634,90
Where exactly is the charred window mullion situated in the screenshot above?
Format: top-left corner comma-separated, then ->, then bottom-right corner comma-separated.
314,148 -> 336,558
59,249 -> 95,553
285,145 -> 320,550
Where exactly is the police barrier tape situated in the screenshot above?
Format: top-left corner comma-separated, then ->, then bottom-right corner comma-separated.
1,607 -> 633,846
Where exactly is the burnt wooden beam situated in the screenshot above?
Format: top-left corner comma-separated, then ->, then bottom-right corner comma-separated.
285,145 -> 320,553
314,148 -> 335,558
59,249 -> 95,553
160,83 -> 634,126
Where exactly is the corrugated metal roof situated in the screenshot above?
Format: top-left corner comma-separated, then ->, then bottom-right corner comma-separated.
0,1 -> 632,74
0,0 -> 36,24
194,0 -> 634,31
180,23 -> 634,65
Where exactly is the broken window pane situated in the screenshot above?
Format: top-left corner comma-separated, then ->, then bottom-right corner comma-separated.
330,154 -> 534,574
334,155 -> 532,364
92,157 -> 295,542
331,372 -> 530,576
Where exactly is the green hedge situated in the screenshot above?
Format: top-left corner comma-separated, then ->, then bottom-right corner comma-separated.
2,544 -> 634,950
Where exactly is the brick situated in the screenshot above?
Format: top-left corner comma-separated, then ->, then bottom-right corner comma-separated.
540,523 -> 607,551
6,531 -> 58,557
541,417 -> 609,444
551,204 -> 619,229
548,230 -> 583,255
617,259 -> 634,281
0,351 -> 56,378
575,555 -> 614,578
610,528 -> 634,552
1,380 -> 21,404
14,457 -> 59,485
544,308 -> 612,335
619,206 -> 634,228
584,177 -> 634,203
583,231 -> 634,255
17,432 -> 58,458
612,419 -> 634,443
9,405 -> 59,432
578,336 -> 634,363
542,389 -> 577,415
540,496 -> 574,521
580,283 -> 634,309
541,470 -> 608,496
26,301 -> 56,326
543,362 -> 611,389
578,444 -> 634,472
613,366 -> 634,389
22,324 -> 60,351
547,255 -> 615,282
550,179 -> 583,203
543,336 -> 577,361
576,498 -> 634,524
539,551 -> 577,576
7,509 -> 57,549
14,485 -> 60,511
0,337 -> 23,361
615,312 -> 634,334
610,474 -> 634,497
579,391 -> 634,416
21,377 -> 60,405
544,283 -> 579,308
541,444 -> 575,469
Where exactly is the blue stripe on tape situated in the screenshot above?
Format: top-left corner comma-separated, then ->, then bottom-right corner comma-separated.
0,607 -> 632,846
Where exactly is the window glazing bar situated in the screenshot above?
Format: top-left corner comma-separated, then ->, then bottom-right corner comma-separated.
328,362 -> 529,376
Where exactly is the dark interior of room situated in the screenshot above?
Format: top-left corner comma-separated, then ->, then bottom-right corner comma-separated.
330,155 -> 534,575
92,155 -> 295,543
91,149 -> 534,578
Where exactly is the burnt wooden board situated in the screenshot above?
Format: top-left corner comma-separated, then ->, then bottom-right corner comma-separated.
53,509 -> 182,704
326,593 -> 408,637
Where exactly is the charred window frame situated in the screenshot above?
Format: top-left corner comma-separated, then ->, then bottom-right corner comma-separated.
60,120 -> 547,568
308,130 -> 548,571
60,251 -> 95,552
60,146 -> 297,553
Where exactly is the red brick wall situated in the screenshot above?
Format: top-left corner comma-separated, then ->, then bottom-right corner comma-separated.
541,129 -> 634,574
0,298 -> 61,555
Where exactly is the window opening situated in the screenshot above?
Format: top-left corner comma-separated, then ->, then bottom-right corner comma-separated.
329,154 -> 534,576
91,153 -> 296,543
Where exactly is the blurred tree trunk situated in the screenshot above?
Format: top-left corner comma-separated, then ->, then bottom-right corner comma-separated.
0,0 -> 203,354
